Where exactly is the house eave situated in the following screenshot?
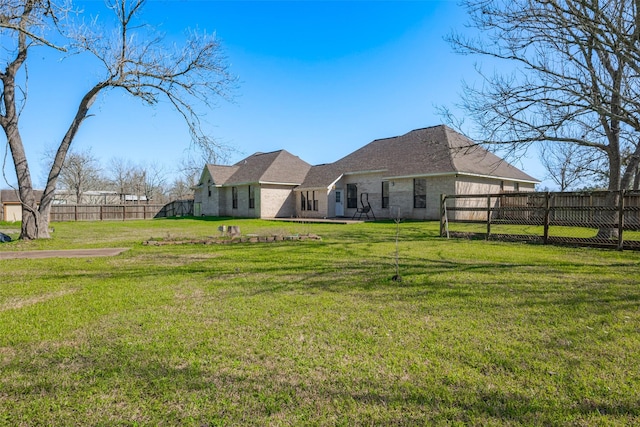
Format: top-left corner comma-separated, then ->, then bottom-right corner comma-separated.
344,169 -> 387,176
385,171 -> 539,184
258,181 -> 303,186
328,174 -> 344,189
214,181 -> 302,187
295,174 -> 344,192
218,181 -> 258,187
456,172 -> 540,184
295,186 -> 331,192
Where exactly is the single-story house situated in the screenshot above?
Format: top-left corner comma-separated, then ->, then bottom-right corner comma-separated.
195,125 -> 539,220
194,150 -> 312,218
0,189 -> 43,222
295,125 -> 538,220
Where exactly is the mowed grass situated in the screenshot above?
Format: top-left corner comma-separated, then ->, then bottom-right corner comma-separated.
1,218 -> 639,425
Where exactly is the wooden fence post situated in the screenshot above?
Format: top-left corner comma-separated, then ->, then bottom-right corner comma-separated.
543,192 -> 551,245
618,190 -> 625,250
486,195 -> 492,239
440,194 -> 446,237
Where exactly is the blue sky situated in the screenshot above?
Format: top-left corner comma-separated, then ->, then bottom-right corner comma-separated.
6,0 -> 548,188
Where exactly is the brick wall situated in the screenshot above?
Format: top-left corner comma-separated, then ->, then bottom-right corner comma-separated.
260,185 -> 297,218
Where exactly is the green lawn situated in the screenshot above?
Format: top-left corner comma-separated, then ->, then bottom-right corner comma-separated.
1,218 -> 639,425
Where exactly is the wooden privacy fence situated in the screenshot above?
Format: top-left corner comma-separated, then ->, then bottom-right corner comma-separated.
155,200 -> 194,218
440,190 -> 640,250
50,204 -> 165,222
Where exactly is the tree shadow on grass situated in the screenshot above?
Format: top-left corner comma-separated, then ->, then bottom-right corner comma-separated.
3,246 -> 640,423
4,335 -> 639,425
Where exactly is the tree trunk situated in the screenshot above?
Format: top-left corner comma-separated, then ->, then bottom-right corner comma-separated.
3,121 -> 46,239
595,191 -> 620,240
594,151 -> 621,240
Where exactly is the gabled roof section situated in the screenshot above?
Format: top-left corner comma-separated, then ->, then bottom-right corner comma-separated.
443,126 -> 538,182
297,125 -> 538,189
206,150 -> 312,186
257,150 -> 312,184
204,164 -> 238,186
297,164 -> 343,190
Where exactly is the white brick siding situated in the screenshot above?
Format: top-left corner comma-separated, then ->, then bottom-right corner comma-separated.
260,185 -> 298,218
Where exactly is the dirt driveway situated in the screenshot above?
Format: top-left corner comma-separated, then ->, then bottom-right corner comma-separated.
0,248 -> 129,260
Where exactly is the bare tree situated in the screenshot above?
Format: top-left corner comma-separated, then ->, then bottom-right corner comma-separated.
57,149 -> 104,203
620,146 -> 640,190
444,0 -> 640,195
107,157 -> 166,203
139,161 -> 167,204
107,157 -> 135,203
179,137 -> 236,187
0,0 -> 235,239
168,176 -> 193,201
538,143 -> 607,191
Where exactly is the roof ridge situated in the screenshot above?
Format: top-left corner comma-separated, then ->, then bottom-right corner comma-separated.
368,124 -> 448,144
252,149 -> 285,157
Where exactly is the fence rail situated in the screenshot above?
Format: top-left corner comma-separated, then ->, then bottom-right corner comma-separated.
440,190 -> 640,250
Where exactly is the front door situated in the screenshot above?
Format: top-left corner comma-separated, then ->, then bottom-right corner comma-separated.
335,190 -> 344,217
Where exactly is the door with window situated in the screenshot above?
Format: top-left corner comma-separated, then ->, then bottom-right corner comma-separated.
335,190 -> 344,217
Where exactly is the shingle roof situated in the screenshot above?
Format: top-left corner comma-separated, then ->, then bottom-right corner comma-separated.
206,150 -> 311,186
205,165 -> 238,186
0,189 -> 44,203
297,125 -> 538,189
445,127 -> 538,181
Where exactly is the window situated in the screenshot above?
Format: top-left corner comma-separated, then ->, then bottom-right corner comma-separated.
413,178 -> 426,208
514,182 -> 520,192
301,191 -> 318,211
232,187 -> 238,209
347,184 -> 358,209
207,179 -> 212,197
248,185 -> 255,209
382,181 -> 389,208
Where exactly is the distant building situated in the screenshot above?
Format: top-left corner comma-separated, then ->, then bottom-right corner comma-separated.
52,190 -> 149,205
0,189 -> 43,222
